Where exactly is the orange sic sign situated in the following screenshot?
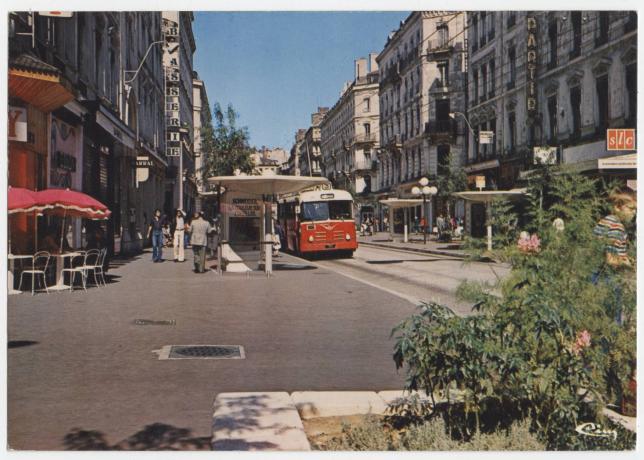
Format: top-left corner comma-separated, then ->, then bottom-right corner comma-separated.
607,129 -> 636,151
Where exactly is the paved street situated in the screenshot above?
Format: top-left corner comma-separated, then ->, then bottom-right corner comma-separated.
310,245 -> 508,315
7,248 -> 429,450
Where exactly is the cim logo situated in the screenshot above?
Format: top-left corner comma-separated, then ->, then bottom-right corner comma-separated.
607,129 -> 636,151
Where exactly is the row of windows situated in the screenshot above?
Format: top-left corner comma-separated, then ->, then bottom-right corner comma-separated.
469,61 -> 636,162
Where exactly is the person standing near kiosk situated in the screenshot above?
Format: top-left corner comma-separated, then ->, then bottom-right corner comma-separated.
188,212 -> 215,273
172,209 -> 186,263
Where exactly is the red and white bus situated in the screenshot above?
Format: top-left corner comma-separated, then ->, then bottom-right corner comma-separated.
277,189 -> 357,257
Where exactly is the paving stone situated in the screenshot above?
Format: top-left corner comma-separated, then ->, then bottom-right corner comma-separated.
291,391 -> 388,419
212,392 -> 310,451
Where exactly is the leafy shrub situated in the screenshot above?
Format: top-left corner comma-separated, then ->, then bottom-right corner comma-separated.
392,167 -> 636,449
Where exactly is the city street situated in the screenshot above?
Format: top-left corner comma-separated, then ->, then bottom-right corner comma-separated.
7,245 -> 504,449
8,246 -> 490,450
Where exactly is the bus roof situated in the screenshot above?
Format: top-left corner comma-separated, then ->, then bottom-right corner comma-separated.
281,189 -> 353,203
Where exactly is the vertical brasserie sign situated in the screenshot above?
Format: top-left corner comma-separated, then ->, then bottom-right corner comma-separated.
526,15 -> 538,118
163,16 -> 181,157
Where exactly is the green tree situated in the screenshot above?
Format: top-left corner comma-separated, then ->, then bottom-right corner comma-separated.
199,102 -> 255,183
435,152 -> 467,219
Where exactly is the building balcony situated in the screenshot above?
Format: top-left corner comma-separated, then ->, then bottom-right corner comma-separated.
425,119 -> 460,141
426,39 -> 454,61
384,135 -> 402,152
352,159 -> 377,172
354,132 -> 378,144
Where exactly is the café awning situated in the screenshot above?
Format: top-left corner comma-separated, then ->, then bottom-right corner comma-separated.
9,54 -> 74,112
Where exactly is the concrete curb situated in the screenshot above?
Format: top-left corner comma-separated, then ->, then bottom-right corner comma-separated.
211,392 -> 311,451
292,391 -> 388,419
212,390 -> 636,451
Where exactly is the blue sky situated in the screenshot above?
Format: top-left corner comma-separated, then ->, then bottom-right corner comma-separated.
193,12 -> 409,150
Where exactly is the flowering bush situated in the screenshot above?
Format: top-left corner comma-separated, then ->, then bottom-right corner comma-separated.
572,330 -> 591,355
517,233 -> 541,253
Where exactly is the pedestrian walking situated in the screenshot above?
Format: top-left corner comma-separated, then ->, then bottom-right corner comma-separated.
173,209 -> 186,262
188,211 -> 215,273
147,209 -> 166,262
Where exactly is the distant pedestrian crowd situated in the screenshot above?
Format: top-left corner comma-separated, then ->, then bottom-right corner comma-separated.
147,209 -> 219,274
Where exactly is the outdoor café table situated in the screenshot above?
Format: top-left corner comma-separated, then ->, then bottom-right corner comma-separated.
49,251 -> 82,291
7,254 -> 33,295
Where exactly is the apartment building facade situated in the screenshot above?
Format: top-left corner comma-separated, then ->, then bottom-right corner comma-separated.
376,11 -> 468,229
320,55 -> 380,220
300,107 -> 329,177
8,12 -> 168,255
465,10 -> 637,236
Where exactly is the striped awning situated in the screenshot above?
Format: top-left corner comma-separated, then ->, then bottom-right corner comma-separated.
9,54 -> 74,112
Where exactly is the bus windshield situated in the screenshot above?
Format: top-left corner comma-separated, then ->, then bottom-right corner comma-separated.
301,200 -> 353,221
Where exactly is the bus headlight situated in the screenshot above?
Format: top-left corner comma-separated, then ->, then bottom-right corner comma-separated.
345,234 -> 351,240
308,235 -> 314,243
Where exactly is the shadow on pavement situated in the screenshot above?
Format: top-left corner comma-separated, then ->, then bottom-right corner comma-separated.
211,393 -> 301,451
366,258 -> 463,264
272,263 -> 317,271
8,340 -> 39,349
63,423 -> 210,450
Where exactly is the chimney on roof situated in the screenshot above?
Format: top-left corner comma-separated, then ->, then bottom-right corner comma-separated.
354,57 -> 367,80
369,53 -> 379,72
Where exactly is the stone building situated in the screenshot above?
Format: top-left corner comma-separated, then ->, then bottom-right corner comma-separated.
8,12 -> 168,255
300,107 -> 329,177
251,147 -> 289,176
286,129 -> 307,176
465,11 -> 637,236
193,71 -> 212,214
376,12 -> 468,230
320,55 -> 380,220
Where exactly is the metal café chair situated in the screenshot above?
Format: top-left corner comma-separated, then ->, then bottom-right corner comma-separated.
94,248 -> 108,286
79,249 -> 101,288
18,251 -> 51,295
61,252 -> 88,292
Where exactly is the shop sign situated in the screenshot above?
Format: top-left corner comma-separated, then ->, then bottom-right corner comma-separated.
8,106 -> 27,142
163,16 -> 181,157
479,131 -> 494,144
526,15 -> 538,117
607,129 -> 636,151
533,146 -> 558,164
49,116 -> 80,189
222,198 -> 261,217
598,153 -> 637,169
39,11 -> 74,17
135,156 -> 151,184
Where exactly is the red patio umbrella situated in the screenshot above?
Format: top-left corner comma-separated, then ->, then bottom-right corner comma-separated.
35,188 -> 111,220
8,186 -> 49,214
35,188 -> 112,252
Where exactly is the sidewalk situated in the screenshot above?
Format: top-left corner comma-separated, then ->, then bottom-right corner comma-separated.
358,231 -> 468,259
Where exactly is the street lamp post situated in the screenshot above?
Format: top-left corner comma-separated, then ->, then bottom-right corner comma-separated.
411,177 -> 437,245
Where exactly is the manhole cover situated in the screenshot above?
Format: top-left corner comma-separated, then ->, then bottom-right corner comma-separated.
134,319 -> 176,326
154,345 -> 245,360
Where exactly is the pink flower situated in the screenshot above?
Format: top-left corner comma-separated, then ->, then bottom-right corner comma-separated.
518,233 -> 541,253
572,330 -> 591,355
